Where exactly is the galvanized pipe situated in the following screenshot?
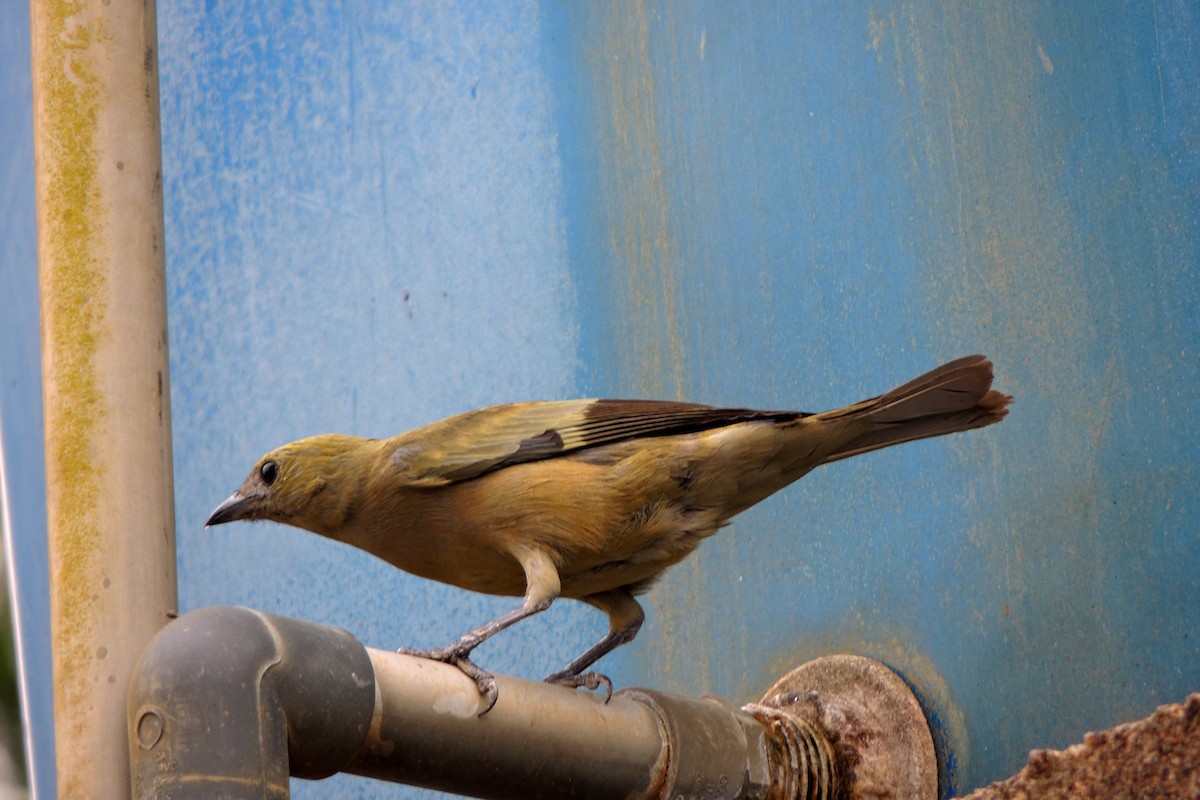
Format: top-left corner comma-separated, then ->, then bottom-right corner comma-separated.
346,650 -> 668,798
30,0 -> 177,797
347,651 -> 773,800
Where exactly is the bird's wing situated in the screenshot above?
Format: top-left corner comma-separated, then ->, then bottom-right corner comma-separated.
391,399 -> 807,485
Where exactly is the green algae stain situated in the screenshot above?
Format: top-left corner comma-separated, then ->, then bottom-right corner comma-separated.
34,0 -> 109,766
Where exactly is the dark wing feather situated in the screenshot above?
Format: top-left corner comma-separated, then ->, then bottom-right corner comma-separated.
392,399 -> 806,485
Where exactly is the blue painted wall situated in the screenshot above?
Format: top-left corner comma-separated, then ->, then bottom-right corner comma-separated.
3,2 -> 1197,798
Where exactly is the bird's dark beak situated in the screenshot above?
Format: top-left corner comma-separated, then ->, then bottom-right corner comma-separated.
206,491 -> 255,526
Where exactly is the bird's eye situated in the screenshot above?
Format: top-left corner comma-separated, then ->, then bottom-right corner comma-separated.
260,460 -> 278,486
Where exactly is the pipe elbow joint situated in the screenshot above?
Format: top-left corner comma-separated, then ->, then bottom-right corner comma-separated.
128,605 -> 376,799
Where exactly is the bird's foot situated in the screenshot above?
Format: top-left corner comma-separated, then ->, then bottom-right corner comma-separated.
396,641 -> 466,662
544,669 -> 614,703
397,644 -> 499,715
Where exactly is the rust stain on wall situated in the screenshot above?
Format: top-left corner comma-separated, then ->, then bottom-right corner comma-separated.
590,0 -> 687,399
887,3 -> 1135,766
582,1 -> 709,691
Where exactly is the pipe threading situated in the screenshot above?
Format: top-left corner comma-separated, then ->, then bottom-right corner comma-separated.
743,703 -> 836,800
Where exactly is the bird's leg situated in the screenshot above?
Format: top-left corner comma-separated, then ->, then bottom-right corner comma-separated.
545,589 -> 645,702
398,546 -> 560,714
397,601 -> 544,663
396,600 -> 547,703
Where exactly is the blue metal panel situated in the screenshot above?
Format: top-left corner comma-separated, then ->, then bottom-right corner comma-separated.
547,3 -> 1200,791
2,2 -> 1197,799
160,4 -> 587,798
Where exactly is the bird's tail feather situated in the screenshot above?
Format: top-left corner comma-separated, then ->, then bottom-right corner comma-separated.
819,355 -> 1012,464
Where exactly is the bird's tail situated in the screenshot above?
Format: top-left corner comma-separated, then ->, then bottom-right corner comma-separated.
816,355 -> 1012,464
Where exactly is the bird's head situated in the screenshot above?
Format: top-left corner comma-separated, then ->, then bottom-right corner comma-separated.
206,434 -> 374,536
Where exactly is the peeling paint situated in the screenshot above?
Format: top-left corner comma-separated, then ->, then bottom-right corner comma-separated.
1036,43 -> 1054,75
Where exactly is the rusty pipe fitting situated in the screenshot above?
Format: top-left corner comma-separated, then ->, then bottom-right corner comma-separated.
615,689 -> 773,799
753,655 -> 938,800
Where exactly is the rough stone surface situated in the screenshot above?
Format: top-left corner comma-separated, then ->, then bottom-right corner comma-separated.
958,693 -> 1200,799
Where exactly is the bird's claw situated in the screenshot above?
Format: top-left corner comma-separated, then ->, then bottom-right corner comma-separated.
545,670 -> 614,703
454,654 -> 499,715
396,644 -> 499,715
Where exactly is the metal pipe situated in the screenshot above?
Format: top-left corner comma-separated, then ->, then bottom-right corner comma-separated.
29,1 -> 176,796
345,650 -> 664,798
130,607 -> 936,800
345,651 -> 772,800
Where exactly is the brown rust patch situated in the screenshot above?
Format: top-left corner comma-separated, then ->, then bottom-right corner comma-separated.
589,0 -> 686,398
583,0 -> 714,695
763,629 -> 970,794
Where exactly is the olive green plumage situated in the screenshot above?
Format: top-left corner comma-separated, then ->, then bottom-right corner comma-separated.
208,355 -> 1010,712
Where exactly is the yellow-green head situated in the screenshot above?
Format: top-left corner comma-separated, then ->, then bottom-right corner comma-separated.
206,434 -> 377,536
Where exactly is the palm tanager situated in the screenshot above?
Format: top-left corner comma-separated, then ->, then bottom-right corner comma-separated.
208,354 -> 1010,712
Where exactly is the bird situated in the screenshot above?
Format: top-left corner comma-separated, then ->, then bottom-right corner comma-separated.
207,355 -> 1010,713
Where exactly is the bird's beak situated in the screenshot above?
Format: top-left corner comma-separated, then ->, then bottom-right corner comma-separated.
206,491 -> 255,526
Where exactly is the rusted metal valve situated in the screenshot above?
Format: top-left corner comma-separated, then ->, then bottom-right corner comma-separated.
749,655 -> 938,800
